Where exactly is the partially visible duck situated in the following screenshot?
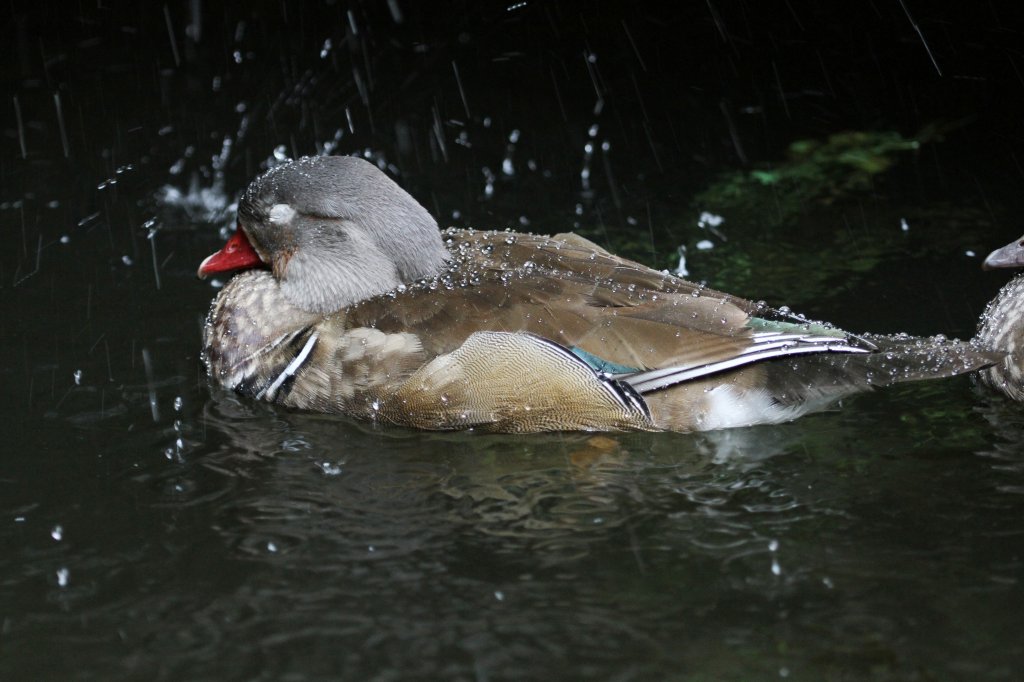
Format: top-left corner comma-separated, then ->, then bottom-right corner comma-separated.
976,235 -> 1024,400
197,155 -> 995,433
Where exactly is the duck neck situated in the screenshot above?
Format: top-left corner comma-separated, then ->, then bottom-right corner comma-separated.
281,229 -> 450,314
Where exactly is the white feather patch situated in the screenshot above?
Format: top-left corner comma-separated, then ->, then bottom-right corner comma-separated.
259,332 -> 319,401
269,203 -> 297,224
696,385 -> 811,431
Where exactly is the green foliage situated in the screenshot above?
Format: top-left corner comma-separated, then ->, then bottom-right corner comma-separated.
670,124 -> 990,306
695,129 -> 924,225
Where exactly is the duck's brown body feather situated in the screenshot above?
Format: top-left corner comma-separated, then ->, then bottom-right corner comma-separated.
204,228 -> 994,432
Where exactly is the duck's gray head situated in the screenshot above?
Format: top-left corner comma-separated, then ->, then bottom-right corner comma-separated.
200,155 -> 449,313
983,234 -> 1024,271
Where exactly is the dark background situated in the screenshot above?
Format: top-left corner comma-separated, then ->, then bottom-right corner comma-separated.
3,2 -> 1024,680
6,1 -> 1024,329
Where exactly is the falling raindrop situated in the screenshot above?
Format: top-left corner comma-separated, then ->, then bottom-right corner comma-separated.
899,0 -> 942,75
163,5 -> 181,66
77,212 -> 100,228
73,370 -> 82,385
452,61 -> 471,118
13,95 -> 26,158
482,167 -> 495,198
318,461 -> 343,476
580,141 -> 593,191
387,0 -> 403,22
675,246 -> 689,277
142,348 -> 159,422
51,525 -> 63,541
145,220 -> 162,290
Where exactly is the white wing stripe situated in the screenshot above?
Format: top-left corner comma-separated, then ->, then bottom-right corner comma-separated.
258,332 -> 319,401
623,337 -> 869,394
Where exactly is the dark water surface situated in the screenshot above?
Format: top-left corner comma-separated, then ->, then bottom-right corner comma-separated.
3,2 -> 1024,680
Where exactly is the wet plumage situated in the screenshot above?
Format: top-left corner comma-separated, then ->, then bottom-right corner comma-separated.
199,155 -> 997,433
976,235 -> 1024,400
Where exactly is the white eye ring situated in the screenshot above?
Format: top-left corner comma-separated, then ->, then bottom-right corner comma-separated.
269,203 -> 297,224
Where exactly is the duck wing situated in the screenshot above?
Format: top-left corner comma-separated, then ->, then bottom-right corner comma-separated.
380,331 -> 657,432
206,232 -> 998,432
349,229 -> 859,375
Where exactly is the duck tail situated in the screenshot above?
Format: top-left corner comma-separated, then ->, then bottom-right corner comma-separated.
845,333 -> 1001,387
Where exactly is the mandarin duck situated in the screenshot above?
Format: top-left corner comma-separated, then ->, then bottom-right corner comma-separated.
198,155 -> 996,433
